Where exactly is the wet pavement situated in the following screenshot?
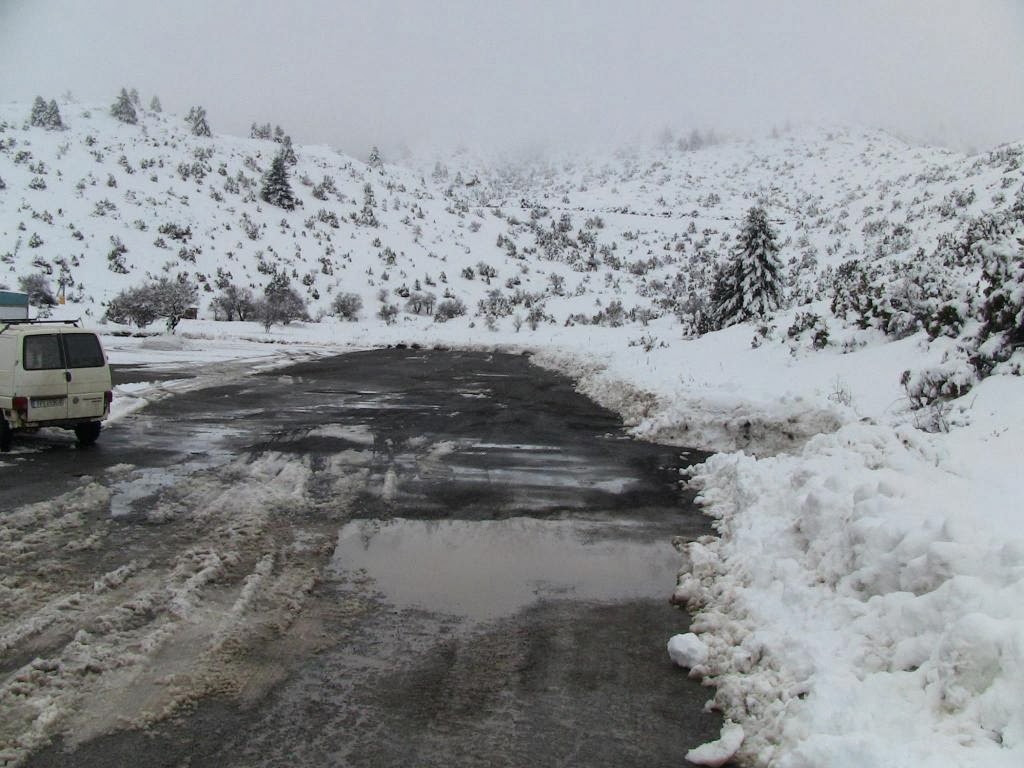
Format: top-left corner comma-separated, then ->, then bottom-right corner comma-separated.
3,349 -> 724,767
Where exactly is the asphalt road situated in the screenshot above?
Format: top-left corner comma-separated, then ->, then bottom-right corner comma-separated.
2,349 -> 725,767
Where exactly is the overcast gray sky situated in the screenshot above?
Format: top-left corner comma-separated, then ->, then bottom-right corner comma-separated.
2,0 -> 1022,155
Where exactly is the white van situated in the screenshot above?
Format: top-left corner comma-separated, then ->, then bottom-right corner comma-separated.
0,320 -> 112,452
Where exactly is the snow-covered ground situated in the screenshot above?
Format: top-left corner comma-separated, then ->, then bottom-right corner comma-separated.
3,97 -> 1024,766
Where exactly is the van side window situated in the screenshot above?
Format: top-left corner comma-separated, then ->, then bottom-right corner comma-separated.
23,335 -> 64,370
63,333 -> 105,368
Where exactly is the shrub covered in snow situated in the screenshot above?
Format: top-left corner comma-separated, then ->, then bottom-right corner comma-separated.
332,292 -> 364,321
434,297 -> 467,322
105,276 -> 198,331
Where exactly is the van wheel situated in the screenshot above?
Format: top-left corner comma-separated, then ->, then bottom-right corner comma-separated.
0,419 -> 11,453
74,422 -> 102,447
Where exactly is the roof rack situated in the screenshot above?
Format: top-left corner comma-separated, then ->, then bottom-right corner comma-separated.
0,318 -> 82,332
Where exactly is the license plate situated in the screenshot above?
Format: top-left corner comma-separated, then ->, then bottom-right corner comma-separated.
31,397 -> 66,408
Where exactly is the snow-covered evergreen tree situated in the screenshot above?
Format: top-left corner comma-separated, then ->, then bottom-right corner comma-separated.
279,135 -> 297,166
110,88 -> 138,124
149,95 -> 162,113
714,206 -> 785,328
30,97 -> 65,130
358,182 -> 379,227
250,122 -> 272,140
185,106 -> 212,137
367,145 -> 383,169
29,96 -> 48,127
44,99 -> 64,130
260,150 -> 296,210
128,87 -> 141,106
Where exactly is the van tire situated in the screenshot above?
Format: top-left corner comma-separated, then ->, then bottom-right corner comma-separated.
0,418 -> 11,453
74,422 -> 102,447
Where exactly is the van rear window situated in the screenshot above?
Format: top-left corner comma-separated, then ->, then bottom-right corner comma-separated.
63,333 -> 105,368
23,333 -> 106,370
23,335 -> 64,370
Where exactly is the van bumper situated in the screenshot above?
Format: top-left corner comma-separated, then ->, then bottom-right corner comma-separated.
3,411 -> 109,430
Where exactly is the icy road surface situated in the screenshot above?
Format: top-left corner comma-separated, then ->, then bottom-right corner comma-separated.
1,349 -> 724,767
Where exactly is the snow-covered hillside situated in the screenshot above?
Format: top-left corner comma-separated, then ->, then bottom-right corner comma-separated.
2,99 -> 1021,337
3,97 -> 1024,767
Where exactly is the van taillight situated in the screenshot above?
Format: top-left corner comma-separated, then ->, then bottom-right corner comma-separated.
104,391 -> 113,407
12,396 -> 28,415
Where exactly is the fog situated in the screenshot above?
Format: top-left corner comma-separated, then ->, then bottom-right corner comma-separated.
2,0 -> 1023,156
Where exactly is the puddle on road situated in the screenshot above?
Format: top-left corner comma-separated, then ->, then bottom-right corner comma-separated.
329,517 -> 680,621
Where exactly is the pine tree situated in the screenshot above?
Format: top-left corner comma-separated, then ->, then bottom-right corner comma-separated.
260,150 -> 296,210
250,122 -> 272,140
358,182 -> 379,227
44,99 -> 64,130
185,105 -> 212,137
150,95 -> 162,113
128,87 -> 141,106
30,97 -> 65,130
714,206 -> 785,328
29,96 -> 48,127
279,135 -> 297,166
367,145 -> 383,169
110,88 -> 138,124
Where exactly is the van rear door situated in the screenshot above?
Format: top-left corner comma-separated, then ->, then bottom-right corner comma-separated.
62,332 -> 109,419
19,333 -> 70,421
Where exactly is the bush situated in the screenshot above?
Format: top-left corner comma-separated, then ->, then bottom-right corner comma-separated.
434,298 -> 467,322
377,303 -> 399,324
404,291 -> 436,316
926,304 -> 965,340
974,242 -> 1024,372
786,312 -> 830,350
477,289 -> 513,319
210,284 -> 255,321
105,286 -> 158,327
158,222 -> 192,241
18,273 -> 57,306
332,292 -> 363,320
105,277 -> 198,331
592,299 -> 626,327
900,362 -> 975,432
253,279 -> 308,330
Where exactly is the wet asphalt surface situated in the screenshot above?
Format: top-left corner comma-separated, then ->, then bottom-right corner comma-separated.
3,349 -> 725,767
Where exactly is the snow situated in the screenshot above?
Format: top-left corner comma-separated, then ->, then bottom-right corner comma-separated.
2,99 -> 1024,766
686,721 -> 745,767
668,632 -> 709,670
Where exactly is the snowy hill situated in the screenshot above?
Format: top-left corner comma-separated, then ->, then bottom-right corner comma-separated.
2,99 -> 1021,339
3,97 -> 1024,767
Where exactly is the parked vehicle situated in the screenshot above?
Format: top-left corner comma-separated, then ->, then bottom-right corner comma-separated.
0,320 -> 112,452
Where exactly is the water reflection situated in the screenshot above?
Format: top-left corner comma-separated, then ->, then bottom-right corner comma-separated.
330,517 -> 679,621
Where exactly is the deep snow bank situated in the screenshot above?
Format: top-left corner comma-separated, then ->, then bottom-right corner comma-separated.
672,388 -> 1024,767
